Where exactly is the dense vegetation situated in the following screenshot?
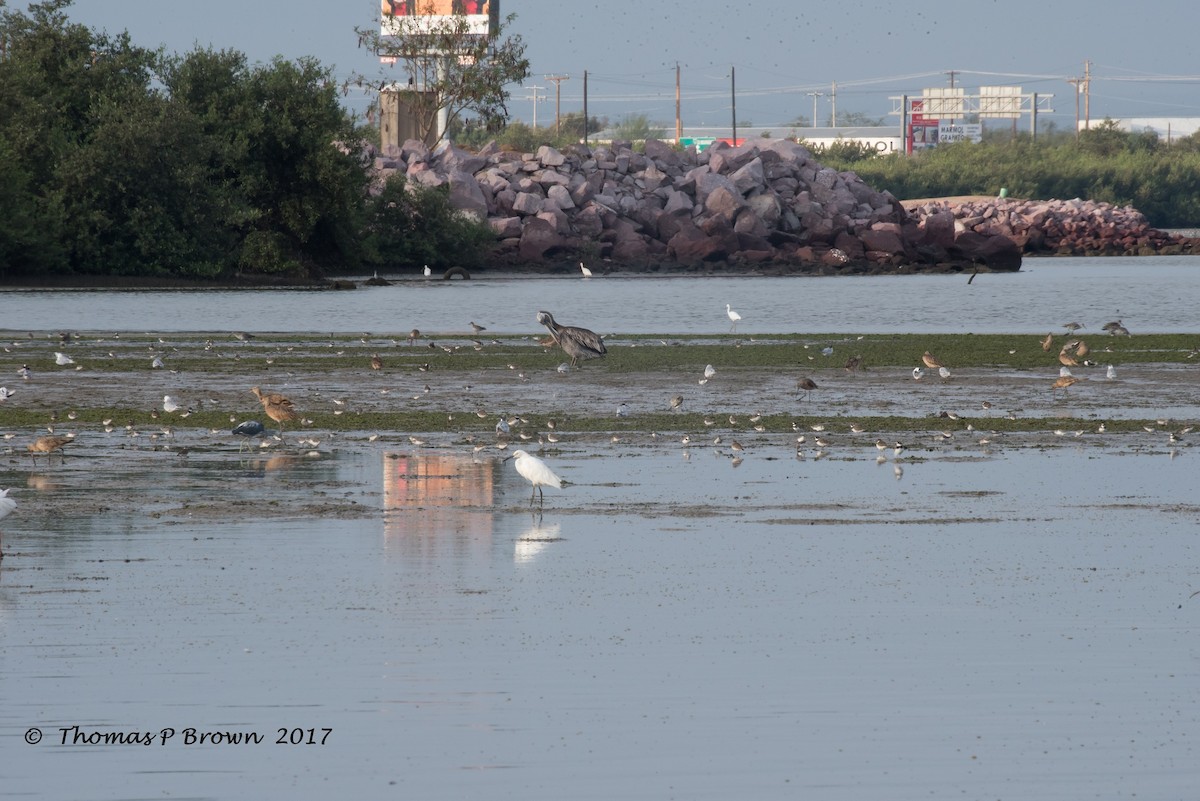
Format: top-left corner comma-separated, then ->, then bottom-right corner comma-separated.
818,122 -> 1200,228
0,0 -> 495,281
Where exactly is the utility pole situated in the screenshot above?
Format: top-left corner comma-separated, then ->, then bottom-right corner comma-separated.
806,91 -> 824,127
830,81 -> 837,127
1082,59 -> 1091,130
545,74 -> 569,135
524,85 -> 545,128
945,69 -> 959,89
675,62 -> 682,143
1067,76 -> 1083,138
731,65 -> 736,144
583,70 -> 588,145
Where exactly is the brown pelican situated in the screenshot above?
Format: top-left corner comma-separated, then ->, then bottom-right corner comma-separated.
536,311 -> 606,367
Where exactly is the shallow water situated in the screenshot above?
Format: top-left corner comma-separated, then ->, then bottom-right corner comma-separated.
2,444 -> 1197,800
3,255 -> 1200,334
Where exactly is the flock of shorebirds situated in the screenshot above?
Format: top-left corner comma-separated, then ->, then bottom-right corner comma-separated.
0,309 -> 1193,526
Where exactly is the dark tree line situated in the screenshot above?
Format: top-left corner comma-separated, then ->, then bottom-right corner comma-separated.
0,0 -> 491,280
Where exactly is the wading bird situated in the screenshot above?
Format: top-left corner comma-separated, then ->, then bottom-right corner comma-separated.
370,354 -> 383,371
28,434 -> 73,465
251,386 -> 298,436
0,488 -> 15,559
505,449 -> 564,508
579,261 -> 593,278
726,304 -> 742,333
921,351 -> 944,369
536,311 -> 606,367
796,377 -> 818,401
232,420 -> 266,452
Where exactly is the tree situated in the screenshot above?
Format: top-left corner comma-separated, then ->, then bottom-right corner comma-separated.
837,110 -> 886,127
613,113 -> 665,142
352,4 -> 530,144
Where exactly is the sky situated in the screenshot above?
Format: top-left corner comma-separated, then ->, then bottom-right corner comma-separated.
53,0 -> 1200,134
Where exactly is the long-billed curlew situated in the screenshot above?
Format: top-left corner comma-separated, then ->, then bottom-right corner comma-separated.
28,434 -> 73,465
251,387 -> 298,435
921,351 -> 944,369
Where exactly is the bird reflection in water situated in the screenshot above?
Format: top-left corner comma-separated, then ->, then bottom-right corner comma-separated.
514,511 -> 563,564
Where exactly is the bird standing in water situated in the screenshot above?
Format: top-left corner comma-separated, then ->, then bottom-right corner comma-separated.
536,311 -> 606,367
232,420 -> 266,452
251,386 -> 298,436
505,449 -> 564,508
28,434 -> 73,465
726,304 -> 742,333
0,488 -> 16,560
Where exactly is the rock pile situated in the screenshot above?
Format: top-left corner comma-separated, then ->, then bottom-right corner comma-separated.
903,196 -> 1198,258
372,137 -> 1022,273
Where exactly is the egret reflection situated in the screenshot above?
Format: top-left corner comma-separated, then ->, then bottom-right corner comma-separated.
514,512 -> 562,564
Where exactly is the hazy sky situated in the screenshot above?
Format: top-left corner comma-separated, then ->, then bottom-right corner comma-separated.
58,0 -> 1200,132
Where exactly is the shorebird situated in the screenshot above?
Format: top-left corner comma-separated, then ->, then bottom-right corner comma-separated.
1052,375 -> 1080,394
504,449 -> 563,508
251,387 -> 298,435
370,354 -> 383,371
921,351 -> 944,369
28,434 -> 73,465
843,355 -> 863,373
1041,333 -> 1054,352
1101,319 -> 1123,333
726,304 -> 742,333
796,377 -> 818,401
1058,348 -> 1079,367
670,394 -> 684,412
1063,322 -> 1084,334
407,328 -> 420,345
536,311 -> 606,367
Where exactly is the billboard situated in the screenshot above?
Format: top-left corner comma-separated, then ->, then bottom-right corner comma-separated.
381,1 -> 496,37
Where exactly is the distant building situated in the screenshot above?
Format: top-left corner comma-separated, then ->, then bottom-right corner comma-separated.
588,126 -> 902,155
1097,118 -> 1200,142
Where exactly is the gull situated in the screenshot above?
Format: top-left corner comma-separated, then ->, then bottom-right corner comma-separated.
726,304 -> 742,333
1106,364 -> 1117,380
162,395 -> 181,413
557,362 -> 571,374
616,402 -> 629,418
821,346 -> 834,356
1059,366 -> 1074,377
912,367 -> 925,380
495,417 -> 511,435
19,365 -> 31,380
151,355 -> 165,368
54,352 -> 74,365
938,366 -> 951,379
704,364 -> 717,380
0,387 -> 12,402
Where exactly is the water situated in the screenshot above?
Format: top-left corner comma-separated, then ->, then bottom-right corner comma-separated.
3,257 -> 1199,799
2,446 -> 1197,800
3,255 -> 1200,334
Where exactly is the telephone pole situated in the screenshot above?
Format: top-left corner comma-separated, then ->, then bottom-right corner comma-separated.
830,81 -> 837,127
545,74 -> 569,135
524,85 -> 545,128
1066,75 -> 1084,138
806,91 -> 824,127
1082,60 -> 1091,130
675,62 -> 682,143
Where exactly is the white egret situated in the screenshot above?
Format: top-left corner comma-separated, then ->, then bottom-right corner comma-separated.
579,261 -> 593,278
423,265 -> 432,277
505,449 -> 563,507
725,304 -> 742,333
0,487 -> 15,559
